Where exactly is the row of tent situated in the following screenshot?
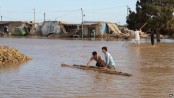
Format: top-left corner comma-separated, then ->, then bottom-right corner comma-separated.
0,21 -> 122,37
0,21 -> 35,36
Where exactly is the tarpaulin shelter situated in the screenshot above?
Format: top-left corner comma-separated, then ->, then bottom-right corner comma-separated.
14,26 -> 29,36
41,21 -> 61,36
0,21 -> 25,34
83,21 -> 122,38
106,23 -> 122,34
41,21 -> 80,36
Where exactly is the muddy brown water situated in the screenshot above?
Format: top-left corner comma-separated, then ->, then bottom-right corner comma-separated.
0,38 -> 174,98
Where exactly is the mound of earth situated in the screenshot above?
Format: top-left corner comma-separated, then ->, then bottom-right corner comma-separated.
0,46 -> 32,65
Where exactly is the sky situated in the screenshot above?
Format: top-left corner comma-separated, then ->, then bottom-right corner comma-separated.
0,0 -> 137,25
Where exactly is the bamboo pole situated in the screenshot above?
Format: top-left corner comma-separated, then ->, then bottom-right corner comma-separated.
140,22 -> 148,30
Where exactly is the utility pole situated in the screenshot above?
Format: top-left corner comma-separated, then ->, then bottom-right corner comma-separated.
33,9 -> 35,23
33,9 -> 36,28
81,8 -> 84,38
0,6 -> 2,21
126,6 -> 130,28
44,12 -> 46,22
127,6 -> 129,17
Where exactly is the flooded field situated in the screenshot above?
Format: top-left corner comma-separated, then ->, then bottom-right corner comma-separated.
0,38 -> 174,98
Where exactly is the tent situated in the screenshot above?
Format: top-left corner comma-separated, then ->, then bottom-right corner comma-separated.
106,23 -> 122,34
14,26 -> 29,36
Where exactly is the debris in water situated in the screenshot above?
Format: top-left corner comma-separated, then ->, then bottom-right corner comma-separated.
0,46 -> 32,65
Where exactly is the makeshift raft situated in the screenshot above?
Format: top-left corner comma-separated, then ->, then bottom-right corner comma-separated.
61,64 -> 132,77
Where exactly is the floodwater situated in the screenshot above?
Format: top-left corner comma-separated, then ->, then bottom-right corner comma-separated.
0,37 -> 174,98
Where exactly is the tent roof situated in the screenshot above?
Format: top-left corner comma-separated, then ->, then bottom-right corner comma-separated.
59,21 -> 80,25
83,21 -> 117,26
0,21 -> 25,25
43,21 -> 80,25
106,23 -> 122,34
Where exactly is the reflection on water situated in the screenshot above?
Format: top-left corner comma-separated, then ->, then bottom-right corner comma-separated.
0,64 -> 22,73
0,38 -> 173,98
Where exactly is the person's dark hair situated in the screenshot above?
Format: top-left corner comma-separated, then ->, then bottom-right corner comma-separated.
102,47 -> 107,51
92,51 -> 97,56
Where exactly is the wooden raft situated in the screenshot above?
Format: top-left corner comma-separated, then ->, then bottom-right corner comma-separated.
61,64 -> 132,77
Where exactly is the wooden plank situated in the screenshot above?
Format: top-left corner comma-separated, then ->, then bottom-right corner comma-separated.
61,64 -> 132,77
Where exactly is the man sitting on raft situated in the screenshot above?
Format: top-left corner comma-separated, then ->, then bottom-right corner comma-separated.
87,51 -> 106,68
102,47 -> 116,70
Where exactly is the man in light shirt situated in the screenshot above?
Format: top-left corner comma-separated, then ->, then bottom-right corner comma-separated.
134,29 -> 141,47
102,47 -> 116,70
